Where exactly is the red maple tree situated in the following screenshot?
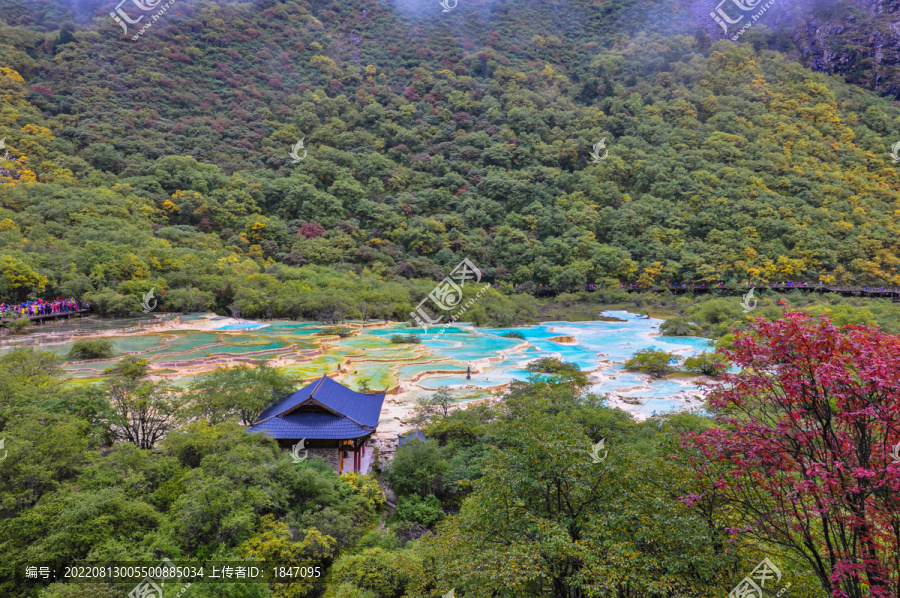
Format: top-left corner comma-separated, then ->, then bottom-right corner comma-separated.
682,313 -> 900,598
297,221 -> 324,239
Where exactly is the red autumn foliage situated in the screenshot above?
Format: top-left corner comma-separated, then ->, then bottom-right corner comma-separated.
31,84 -> 53,97
297,221 -> 324,239
403,86 -> 419,101
682,313 -> 900,598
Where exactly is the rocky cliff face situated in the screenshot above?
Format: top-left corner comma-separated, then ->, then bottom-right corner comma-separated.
796,0 -> 900,97
699,0 -> 900,97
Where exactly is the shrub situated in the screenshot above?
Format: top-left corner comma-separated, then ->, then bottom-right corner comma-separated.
341,472 -> 387,512
386,439 -> 448,497
500,331 -> 525,339
390,334 -> 421,344
410,387 -> 453,426
525,357 -> 588,386
659,316 -> 701,336
5,318 -> 33,335
624,348 -> 676,378
394,494 -> 444,528
327,582 -> 379,598
82,290 -> 140,316
68,339 -> 114,360
595,285 -> 631,303
682,352 -> 727,376
329,548 -> 408,598
321,327 -> 353,338
556,292 -> 579,307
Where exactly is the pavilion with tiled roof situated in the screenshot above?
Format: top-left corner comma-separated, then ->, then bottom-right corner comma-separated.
247,375 -> 385,473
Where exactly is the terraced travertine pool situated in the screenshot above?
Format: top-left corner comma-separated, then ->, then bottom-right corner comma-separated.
2,311 -> 715,420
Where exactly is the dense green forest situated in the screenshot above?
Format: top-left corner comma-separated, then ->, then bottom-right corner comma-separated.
2,0 -> 900,323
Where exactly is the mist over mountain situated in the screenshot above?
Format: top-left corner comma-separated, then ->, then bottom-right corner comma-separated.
1,0 -> 899,316
5,0 -> 899,96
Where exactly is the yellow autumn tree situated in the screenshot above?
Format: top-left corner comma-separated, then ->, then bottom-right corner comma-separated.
240,514 -> 336,598
0,255 -> 47,301
0,66 -> 25,104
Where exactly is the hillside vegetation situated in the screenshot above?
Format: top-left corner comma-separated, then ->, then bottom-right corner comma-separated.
1,0 -> 900,317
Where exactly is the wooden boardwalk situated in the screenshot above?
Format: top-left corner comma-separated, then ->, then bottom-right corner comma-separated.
533,283 -> 900,301
1,309 -> 90,324
628,283 -> 900,299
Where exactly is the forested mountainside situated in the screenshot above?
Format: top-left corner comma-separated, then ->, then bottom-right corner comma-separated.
5,0 -> 900,98
1,0 -> 900,318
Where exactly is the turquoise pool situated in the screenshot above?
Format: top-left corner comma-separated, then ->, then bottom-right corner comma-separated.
5,311 -> 715,418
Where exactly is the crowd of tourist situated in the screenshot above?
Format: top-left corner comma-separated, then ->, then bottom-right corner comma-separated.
527,281 -> 897,293
0,298 -> 86,320
612,282 -> 893,291
1,152 -> 24,181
